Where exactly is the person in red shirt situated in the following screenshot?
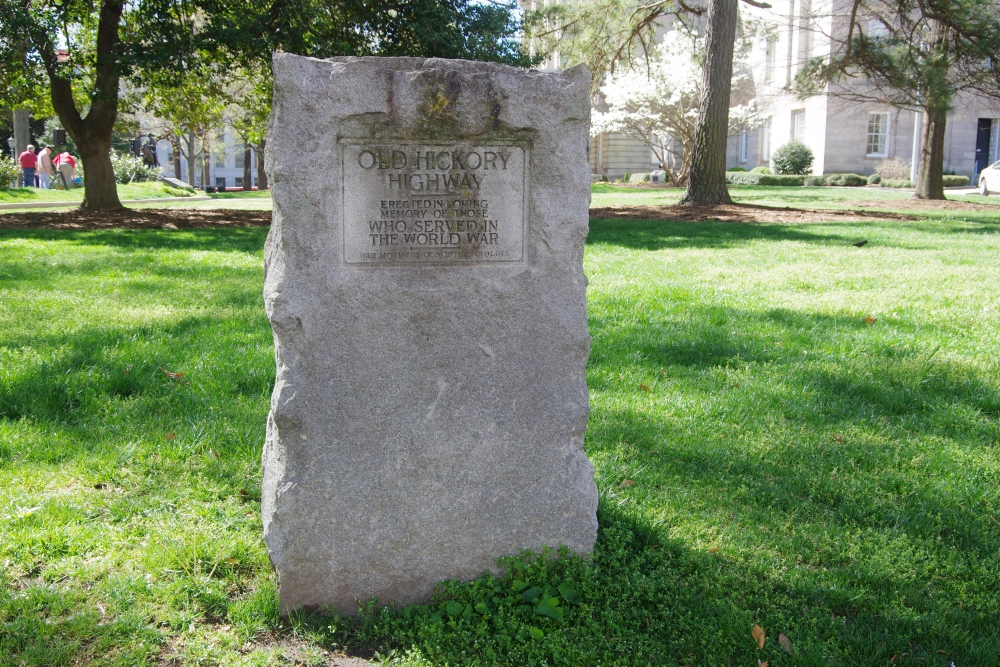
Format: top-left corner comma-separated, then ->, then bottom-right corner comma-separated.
53,151 -> 77,189
18,145 -> 38,188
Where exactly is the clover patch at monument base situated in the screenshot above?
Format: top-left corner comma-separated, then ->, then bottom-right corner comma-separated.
262,53 -> 598,614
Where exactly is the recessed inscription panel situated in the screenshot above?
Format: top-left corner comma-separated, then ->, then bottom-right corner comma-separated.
341,142 -> 527,264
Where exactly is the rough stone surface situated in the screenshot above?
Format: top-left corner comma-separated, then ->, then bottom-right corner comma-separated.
262,54 -> 598,614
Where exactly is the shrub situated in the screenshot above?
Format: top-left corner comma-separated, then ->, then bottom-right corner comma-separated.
805,176 -> 824,186
111,151 -> 160,184
727,166 -> 746,172
877,175 -> 967,188
875,157 -> 910,180
0,159 -> 20,187
751,166 -> 771,174
771,141 -> 814,175
823,173 -> 867,187
867,173 -> 881,185
628,172 -> 651,183
725,172 -> 804,186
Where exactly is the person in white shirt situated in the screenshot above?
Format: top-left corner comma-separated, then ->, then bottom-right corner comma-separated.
37,146 -> 53,189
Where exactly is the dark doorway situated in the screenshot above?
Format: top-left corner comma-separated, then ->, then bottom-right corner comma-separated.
974,118 -> 992,178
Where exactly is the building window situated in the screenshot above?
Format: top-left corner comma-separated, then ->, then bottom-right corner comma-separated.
792,109 -> 806,142
866,112 -> 890,157
235,177 -> 243,187
762,118 -> 772,160
740,131 -> 749,163
235,149 -> 245,169
764,37 -> 777,83
216,176 -> 227,189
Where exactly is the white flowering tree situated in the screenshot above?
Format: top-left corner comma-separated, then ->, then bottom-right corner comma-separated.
592,24 -> 760,186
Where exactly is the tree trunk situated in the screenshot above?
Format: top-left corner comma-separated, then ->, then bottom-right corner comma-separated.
172,138 -> 182,179
914,19 -> 950,201
203,144 -> 211,190
187,129 -> 196,186
35,0 -> 124,210
13,109 -> 30,156
679,0 -> 737,206
79,138 -> 122,210
256,140 -> 268,190
915,108 -> 946,199
243,143 -> 252,190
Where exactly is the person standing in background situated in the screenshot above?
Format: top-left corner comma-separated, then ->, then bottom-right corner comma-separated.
37,146 -> 53,189
18,144 -> 37,188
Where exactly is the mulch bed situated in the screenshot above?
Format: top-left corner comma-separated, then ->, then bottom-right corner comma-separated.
0,207 -> 271,231
589,203 -> 917,223
844,198 -> 1000,212
6,198 -> 991,231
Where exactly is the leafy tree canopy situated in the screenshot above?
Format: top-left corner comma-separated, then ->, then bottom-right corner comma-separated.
0,0 -> 532,209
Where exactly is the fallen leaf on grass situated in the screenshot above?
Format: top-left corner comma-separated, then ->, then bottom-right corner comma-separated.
159,366 -> 189,385
619,479 -> 636,488
757,661 -> 768,667
163,432 -> 176,441
863,315 -> 876,325
708,547 -> 719,553
890,655 -> 897,664
779,633 -> 793,655
226,558 -> 239,564
640,383 -> 650,392
752,624 -> 766,649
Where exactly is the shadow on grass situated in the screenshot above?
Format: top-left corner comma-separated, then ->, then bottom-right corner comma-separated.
587,217 -> 1000,252
582,298 -> 1000,664
587,218 -> 882,250
0,313 -> 273,434
0,227 -> 269,254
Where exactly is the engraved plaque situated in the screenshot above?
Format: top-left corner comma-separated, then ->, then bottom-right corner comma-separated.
340,142 -> 527,264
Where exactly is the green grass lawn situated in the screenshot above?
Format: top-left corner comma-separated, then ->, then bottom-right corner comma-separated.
1,198 -> 999,665
129,190 -> 274,211
590,183 -> 992,210
0,181 -> 198,204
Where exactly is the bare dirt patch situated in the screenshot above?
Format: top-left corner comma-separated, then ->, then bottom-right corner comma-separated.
589,203 -> 916,223
0,207 -> 271,231
845,197 -> 1000,212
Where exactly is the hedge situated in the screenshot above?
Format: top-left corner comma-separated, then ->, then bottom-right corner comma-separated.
880,175 -> 970,188
823,173 -> 867,186
725,172 -> 805,186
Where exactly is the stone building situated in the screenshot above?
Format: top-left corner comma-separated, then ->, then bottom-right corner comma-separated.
153,131 -> 263,190
528,0 -> 1000,180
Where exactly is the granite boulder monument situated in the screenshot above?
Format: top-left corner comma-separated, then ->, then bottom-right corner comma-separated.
262,54 -> 598,613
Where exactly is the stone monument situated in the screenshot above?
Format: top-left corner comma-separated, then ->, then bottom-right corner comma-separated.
262,53 -> 598,613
